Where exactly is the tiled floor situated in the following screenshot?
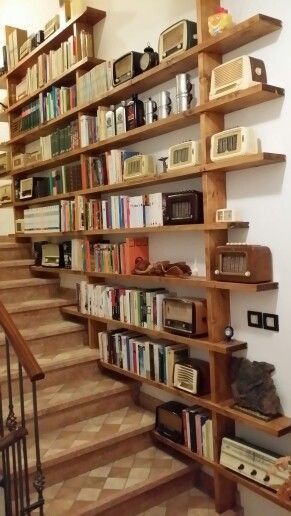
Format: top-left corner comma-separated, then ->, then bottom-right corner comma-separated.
41,446 -> 187,515
27,405 -> 155,464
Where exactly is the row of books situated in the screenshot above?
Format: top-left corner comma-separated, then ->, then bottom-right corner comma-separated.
81,150 -> 139,189
40,85 -> 77,123
64,237 -> 149,274
23,205 -> 60,232
77,281 -> 169,329
15,99 -> 40,134
77,61 -> 110,105
98,329 -> 189,387
40,120 -> 79,160
182,406 -> 214,459
79,107 -> 108,146
16,31 -> 93,100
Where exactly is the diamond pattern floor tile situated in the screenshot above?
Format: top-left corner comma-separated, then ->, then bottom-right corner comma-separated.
41,446 -> 187,515
27,405 -> 155,464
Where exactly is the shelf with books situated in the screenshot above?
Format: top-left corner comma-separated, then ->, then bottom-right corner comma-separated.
61,305 -> 247,354
7,56 -> 101,114
152,432 -> 291,511
6,7 -> 106,80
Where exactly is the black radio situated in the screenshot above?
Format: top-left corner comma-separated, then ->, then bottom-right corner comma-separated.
163,190 -> 204,225
155,401 -> 186,444
112,51 -> 143,86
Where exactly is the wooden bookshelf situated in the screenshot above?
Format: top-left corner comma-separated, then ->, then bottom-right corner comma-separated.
153,432 -> 291,512
0,74 -> 7,89
62,305 -> 247,354
7,4 -> 289,513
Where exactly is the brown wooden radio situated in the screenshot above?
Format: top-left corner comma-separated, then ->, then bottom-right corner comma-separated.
214,244 -> 272,283
163,297 -> 208,337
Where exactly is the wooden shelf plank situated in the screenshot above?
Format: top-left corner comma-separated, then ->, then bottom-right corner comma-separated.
13,153 -> 286,207
61,305 -> 247,354
211,280 -> 279,292
6,7 -> 106,79
7,56 -> 101,115
152,432 -> 291,512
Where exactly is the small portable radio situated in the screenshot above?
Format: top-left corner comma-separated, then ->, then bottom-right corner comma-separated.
163,190 -> 203,225
211,127 -> 259,161
19,178 -> 33,199
163,297 -> 208,337
216,208 -> 238,223
159,20 -> 198,62
168,141 -> 201,170
0,184 -> 12,204
44,15 -> 60,40
41,244 -> 61,267
214,244 -> 272,283
15,219 -> 25,233
123,155 -> 155,181
209,55 -> 267,100
112,51 -> 143,86
174,358 -> 210,395
156,401 -> 186,444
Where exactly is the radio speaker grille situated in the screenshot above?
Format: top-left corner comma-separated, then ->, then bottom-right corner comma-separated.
214,57 -> 243,88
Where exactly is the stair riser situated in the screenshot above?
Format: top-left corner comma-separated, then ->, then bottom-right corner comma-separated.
0,247 -> 31,260
0,283 -> 60,303
0,267 -> 32,280
9,307 -> 69,329
27,389 -> 135,434
32,431 -> 153,487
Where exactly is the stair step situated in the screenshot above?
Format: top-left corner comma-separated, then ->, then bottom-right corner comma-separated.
0,277 -> 59,290
0,242 -> 31,249
5,297 -> 75,314
0,243 -> 31,260
40,444 -> 193,515
0,320 -> 85,346
0,259 -> 34,268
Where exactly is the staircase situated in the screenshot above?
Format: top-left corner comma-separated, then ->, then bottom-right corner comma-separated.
0,236 -> 232,515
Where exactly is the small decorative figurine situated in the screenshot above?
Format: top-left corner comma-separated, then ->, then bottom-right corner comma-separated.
208,7 -> 234,37
158,156 -> 168,173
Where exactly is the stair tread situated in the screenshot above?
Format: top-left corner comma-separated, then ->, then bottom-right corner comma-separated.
0,277 -> 59,289
41,444 -> 189,515
28,405 -> 155,466
0,345 -> 97,379
0,259 -> 34,268
0,320 -> 85,345
3,370 -> 130,420
0,242 -> 30,248
5,298 -> 76,314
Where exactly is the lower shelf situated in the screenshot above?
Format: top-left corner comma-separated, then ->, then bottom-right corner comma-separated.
152,432 -> 291,511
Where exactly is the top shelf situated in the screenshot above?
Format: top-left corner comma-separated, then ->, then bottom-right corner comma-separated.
6,7 -> 106,80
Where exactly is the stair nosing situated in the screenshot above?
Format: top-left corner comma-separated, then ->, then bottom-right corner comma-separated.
0,321 -> 86,344
0,278 -> 59,289
5,299 -> 77,314
0,259 -> 34,268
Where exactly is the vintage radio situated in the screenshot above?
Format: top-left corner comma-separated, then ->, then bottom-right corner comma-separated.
19,176 -> 49,199
163,190 -> 203,225
214,244 -> 272,283
209,56 -> 267,100
44,15 -> 60,40
0,184 -> 12,204
159,20 -> 197,62
19,37 -> 34,60
15,219 -> 25,233
123,155 -> 155,181
112,51 -> 143,87
211,127 -> 259,161
20,177 -> 33,199
26,150 -> 42,165
0,153 -> 7,172
155,401 -> 186,443
41,244 -> 61,267
12,153 -> 26,170
15,77 -> 27,101
168,141 -> 201,170
174,358 -> 210,395
220,437 -> 289,489
163,297 -> 208,337
216,208 -> 239,223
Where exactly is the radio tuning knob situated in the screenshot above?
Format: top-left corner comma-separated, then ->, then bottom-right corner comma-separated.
177,43 -> 182,49
238,464 -> 244,470
251,469 -> 257,476
264,475 -> 270,482
245,271 -> 251,277
214,270 -> 220,275
162,52 -> 166,57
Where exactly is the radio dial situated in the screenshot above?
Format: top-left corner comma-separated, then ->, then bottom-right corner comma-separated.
177,43 -> 182,49
238,464 -> 244,470
245,271 -> 251,277
251,469 -> 257,476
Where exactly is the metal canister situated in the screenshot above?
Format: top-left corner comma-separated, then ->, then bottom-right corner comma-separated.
158,91 -> 172,119
144,97 -> 158,124
176,73 -> 193,112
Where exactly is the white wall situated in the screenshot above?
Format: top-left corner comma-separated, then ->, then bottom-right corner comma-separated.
0,1 -> 290,514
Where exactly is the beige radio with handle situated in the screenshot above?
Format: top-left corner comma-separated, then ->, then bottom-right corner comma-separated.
123,154 -> 155,181
220,437 -> 289,490
209,56 -> 267,100
210,127 -> 259,162
168,140 -> 201,170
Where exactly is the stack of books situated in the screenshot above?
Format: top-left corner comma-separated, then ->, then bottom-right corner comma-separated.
182,406 -> 214,460
77,281 -> 170,330
40,120 -> 79,160
40,85 -> 77,122
98,329 -> 189,386
77,61 -> 110,105
81,150 -> 139,189
23,205 -> 60,232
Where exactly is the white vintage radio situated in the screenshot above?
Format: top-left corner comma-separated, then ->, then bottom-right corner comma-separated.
210,127 -> 259,162
209,56 -> 267,100
0,184 -> 12,204
15,219 -> 25,233
220,437 -> 289,489
168,140 -> 201,170
123,155 -> 155,181
216,208 -> 238,223
174,363 -> 198,394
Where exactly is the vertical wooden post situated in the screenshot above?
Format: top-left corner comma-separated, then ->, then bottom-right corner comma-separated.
196,0 -> 237,512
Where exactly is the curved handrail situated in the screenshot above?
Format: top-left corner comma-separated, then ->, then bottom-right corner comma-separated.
0,302 -> 45,382
0,427 -> 28,452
